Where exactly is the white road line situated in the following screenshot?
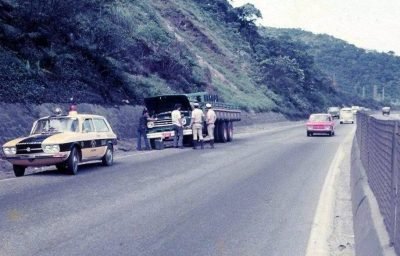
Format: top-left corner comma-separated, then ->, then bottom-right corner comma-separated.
305,127 -> 355,255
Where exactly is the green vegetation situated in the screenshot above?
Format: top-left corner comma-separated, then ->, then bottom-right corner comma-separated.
263,28 -> 400,106
0,0 -> 388,117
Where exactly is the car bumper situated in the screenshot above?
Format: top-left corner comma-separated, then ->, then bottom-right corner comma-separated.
340,119 -> 354,123
3,152 -> 70,167
147,129 -> 192,140
307,127 -> 333,133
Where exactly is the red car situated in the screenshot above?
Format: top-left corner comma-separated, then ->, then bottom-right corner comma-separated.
306,113 -> 335,137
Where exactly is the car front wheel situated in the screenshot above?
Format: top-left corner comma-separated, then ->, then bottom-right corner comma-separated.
66,147 -> 79,175
13,165 -> 26,177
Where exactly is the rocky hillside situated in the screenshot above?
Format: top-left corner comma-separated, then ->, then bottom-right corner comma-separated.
0,0 -> 372,117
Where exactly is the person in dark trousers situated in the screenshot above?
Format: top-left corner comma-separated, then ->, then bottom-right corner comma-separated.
171,103 -> 184,148
136,108 -> 153,151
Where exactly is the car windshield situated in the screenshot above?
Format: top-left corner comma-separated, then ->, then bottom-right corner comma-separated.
309,115 -> 330,122
31,117 -> 79,134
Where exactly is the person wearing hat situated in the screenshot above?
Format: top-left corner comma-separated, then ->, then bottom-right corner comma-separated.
205,103 -> 217,148
190,102 -> 205,149
136,108 -> 153,150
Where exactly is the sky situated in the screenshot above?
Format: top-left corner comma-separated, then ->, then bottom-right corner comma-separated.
231,0 -> 400,55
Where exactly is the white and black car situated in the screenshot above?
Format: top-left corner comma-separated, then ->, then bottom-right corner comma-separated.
2,108 -> 117,177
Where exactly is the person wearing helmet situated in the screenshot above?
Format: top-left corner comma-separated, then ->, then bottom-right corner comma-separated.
190,102 -> 204,149
205,103 -> 217,148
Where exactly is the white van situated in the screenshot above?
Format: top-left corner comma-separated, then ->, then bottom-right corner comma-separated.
340,108 -> 354,124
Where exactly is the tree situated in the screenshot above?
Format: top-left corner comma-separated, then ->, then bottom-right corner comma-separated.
235,3 -> 262,25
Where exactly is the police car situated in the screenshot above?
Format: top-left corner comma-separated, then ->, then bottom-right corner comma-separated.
2,105 -> 117,177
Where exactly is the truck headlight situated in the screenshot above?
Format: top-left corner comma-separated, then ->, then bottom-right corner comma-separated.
3,147 -> 17,155
42,144 -> 60,154
147,122 -> 155,129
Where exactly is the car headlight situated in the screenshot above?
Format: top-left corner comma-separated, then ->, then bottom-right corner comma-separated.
42,144 -> 60,154
181,118 -> 187,126
3,147 -> 17,155
147,121 -> 155,129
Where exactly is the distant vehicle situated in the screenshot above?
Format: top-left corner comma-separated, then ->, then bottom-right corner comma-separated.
382,107 -> 391,115
340,108 -> 354,124
351,106 -> 360,114
2,106 -> 117,177
306,113 -> 335,137
327,107 -> 340,119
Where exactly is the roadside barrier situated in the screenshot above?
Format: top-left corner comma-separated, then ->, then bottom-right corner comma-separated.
355,111 -> 400,254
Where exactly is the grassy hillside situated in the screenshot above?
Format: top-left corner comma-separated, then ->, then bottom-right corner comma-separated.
262,27 -> 400,105
0,0 -> 354,116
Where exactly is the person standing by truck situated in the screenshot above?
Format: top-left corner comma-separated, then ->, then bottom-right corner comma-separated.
190,102 -> 204,149
171,103 -> 184,149
137,108 -> 152,151
205,103 -> 217,148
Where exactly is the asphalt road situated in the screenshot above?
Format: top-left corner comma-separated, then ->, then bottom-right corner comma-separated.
0,122 -> 355,256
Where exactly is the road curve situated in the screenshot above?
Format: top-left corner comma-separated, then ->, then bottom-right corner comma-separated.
0,122 -> 355,256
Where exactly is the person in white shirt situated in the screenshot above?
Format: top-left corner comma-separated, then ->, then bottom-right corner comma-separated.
205,103 -> 217,148
171,104 -> 184,148
190,102 -> 204,149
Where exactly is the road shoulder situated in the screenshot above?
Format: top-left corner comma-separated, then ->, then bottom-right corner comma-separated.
306,127 -> 356,255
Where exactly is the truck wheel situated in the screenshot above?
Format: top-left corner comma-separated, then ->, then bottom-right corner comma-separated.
102,145 -> 114,166
66,147 -> 79,175
150,139 -> 156,149
13,165 -> 26,177
214,123 -> 220,142
219,121 -> 227,143
226,122 -> 233,142
183,135 -> 193,147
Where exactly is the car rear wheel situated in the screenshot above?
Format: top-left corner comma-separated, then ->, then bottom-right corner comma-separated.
66,147 -> 79,175
102,145 -> 114,166
13,165 -> 26,177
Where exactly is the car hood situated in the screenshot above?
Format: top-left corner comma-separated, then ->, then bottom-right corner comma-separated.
144,95 -> 192,114
3,132 -> 79,147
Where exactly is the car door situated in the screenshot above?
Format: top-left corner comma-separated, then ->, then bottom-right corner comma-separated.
92,118 -> 111,158
81,118 -> 98,160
